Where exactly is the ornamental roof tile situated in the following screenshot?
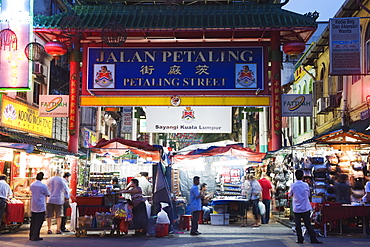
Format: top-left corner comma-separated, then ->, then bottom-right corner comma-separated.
34,2 -> 317,30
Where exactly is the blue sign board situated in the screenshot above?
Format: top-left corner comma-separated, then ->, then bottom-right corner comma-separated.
87,47 -> 264,91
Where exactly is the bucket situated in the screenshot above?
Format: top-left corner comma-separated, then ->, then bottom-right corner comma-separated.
155,223 -> 169,237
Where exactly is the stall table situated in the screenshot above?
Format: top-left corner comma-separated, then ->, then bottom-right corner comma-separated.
322,203 -> 370,237
1,203 -> 24,233
211,198 -> 248,222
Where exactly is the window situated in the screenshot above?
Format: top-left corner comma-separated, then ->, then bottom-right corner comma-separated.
337,76 -> 343,92
16,91 -> 27,101
33,81 -> 42,105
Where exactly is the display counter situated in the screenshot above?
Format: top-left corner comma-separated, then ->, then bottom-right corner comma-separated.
322,203 -> 370,237
211,198 -> 248,221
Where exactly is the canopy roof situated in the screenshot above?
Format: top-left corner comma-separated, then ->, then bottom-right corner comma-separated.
173,144 -> 266,163
34,1 -> 317,44
91,137 -> 161,161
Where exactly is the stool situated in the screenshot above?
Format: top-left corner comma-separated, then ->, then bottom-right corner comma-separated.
179,215 -> 192,231
198,210 -> 204,224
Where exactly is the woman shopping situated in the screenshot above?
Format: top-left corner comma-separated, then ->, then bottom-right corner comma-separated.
119,179 -> 148,236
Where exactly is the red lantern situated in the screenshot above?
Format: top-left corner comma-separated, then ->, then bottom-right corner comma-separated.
282,41 -> 306,56
44,39 -> 68,59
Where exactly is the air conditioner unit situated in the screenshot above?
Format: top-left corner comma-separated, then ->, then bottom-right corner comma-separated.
33,62 -> 43,74
326,94 -> 341,109
317,97 -> 328,114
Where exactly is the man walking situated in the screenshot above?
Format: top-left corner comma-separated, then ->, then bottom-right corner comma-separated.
258,173 -> 274,224
46,170 -> 69,234
289,170 -> 322,244
61,172 -> 73,232
0,175 -> 12,231
29,172 -> 50,241
189,176 -> 202,235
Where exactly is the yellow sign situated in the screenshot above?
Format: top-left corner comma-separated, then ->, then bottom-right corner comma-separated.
0,95 -> 53,138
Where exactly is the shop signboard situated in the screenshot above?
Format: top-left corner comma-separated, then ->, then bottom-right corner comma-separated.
282,94 -> 312,117
87,47 -> 264,92
39,95 -> 69,117
121,107 -> 132,133
0,95 -> 53,137
145,106 -> 231,133
329,17 -> 361,75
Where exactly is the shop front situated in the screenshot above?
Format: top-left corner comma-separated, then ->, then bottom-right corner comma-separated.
266,129 -> 370,236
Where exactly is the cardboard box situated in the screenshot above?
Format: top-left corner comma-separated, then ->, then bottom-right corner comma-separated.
210,213 -> 230,225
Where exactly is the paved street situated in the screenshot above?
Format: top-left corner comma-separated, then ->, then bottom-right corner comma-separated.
0,219 -> 369,247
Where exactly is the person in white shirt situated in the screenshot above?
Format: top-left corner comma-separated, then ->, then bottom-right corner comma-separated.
0,174 -> 12,230
29,172 -> 50,241
135,172 -> 152,197
289,170 -> 322,244
46,170 -> 69,234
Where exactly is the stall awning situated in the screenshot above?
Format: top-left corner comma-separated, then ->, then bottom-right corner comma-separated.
0,142 -> 34,153
173,144 -> 266,163
91,137 -> 161,162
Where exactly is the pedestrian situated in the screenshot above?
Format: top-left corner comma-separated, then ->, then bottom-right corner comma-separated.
249,174 -> 262,227
189,176 -> 202,235
119,178 -> 148,236
362,180 -> 370,203
61,172 -> 74,232
0,174 -> 12,231
46,170 -> 69,235
29,172 -> 50,241
289,170 -> 322,244
200,183 -> 213,224
240,174 -> 251,227
335,174 -> 351,204
111,177 -> 121,189
135,172 -> 152,197
258,173 -> 274,224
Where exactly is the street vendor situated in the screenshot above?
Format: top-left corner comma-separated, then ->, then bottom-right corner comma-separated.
119,179 -> 148,236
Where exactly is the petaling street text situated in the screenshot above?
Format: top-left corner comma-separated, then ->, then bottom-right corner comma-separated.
96,49 -> 254,63
122,77 -> 227,87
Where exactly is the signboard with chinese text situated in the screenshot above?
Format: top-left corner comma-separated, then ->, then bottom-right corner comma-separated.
329,18 -> 361,75
87,47 -> 264,91
0,95 -> 53,137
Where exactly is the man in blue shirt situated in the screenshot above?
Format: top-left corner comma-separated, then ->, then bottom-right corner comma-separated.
289,170 -> 322,244
189,176 -> 201,235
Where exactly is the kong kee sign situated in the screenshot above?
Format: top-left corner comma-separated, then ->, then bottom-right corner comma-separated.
0,95 -> 53,137
87,47 -> 264,92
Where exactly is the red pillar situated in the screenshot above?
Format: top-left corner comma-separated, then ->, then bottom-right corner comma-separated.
68,37 -> 81,199
270,31 -> 282,151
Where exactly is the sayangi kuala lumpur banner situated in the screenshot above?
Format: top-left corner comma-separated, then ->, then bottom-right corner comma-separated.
87,47 -> 264,92
145,106 -> 231,133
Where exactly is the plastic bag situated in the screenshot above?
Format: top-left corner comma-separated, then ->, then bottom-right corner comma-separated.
145,200 -> 151,219
69,202 -> 79,231
258,201 -> 265,216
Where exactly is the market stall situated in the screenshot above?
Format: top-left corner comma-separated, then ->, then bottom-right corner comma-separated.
76,138 -> 174,237
266,129 -> 370,235
172,142 -> 266,224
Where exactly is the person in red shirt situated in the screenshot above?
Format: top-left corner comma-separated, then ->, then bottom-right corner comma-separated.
258,173 -> 274,224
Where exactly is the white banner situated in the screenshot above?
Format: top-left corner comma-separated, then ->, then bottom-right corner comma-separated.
39,95 -> 69,117
282,94 -> 312,117
329,17 -> 361,75
146,107 -> 231,133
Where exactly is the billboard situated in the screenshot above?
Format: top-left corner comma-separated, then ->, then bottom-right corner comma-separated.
329,18 -> 361,75
282,94 -> 312,117
87,47 -> 264,92
146,106 -> 231,133
39,95 -> 69,117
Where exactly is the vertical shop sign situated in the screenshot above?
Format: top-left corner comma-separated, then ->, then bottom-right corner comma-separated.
69,73 -> 77,135
329,18 -> 361,75
122,107 -> 132,133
